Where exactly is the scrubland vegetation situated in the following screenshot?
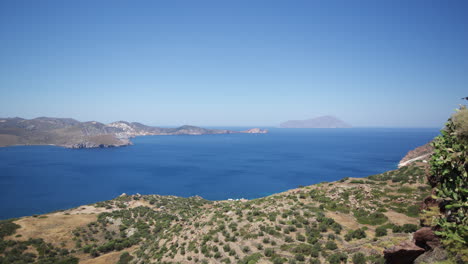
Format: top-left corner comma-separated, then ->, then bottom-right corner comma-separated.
0,161 -> 431,264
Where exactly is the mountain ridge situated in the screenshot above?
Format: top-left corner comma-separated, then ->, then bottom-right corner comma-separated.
0,117 -> 268,149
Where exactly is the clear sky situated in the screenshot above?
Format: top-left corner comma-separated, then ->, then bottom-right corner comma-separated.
0,0 -> 467,127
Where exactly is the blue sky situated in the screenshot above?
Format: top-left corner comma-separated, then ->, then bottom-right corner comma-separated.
0,0 -> 467,127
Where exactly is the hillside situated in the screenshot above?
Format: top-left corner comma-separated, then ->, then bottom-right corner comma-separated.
280,116 -> 351,128
0,118 -> 268,149
0,163 -> 433,264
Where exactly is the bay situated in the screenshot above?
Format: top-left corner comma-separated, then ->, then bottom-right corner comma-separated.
0,128 -> 439,219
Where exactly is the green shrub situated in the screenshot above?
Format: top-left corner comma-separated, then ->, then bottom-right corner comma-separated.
117,252 -> 134,264
375,226 -> 387,237
0,220 -> 20,239
327,253 -> 347,264
264,248 -> 275,257
429,106 -> 468,261
353,210 -> 388,225
296,234 -> 306,242
353,252 -> 366,264
295,254 -> 305,261
325,241 -> 337,250
352,252 -> 366,264
402,224 -> 418,233
350,180 -> 365,184
291,243 -> 314,255
345,228 -> 367,241
309,259 -> 321,264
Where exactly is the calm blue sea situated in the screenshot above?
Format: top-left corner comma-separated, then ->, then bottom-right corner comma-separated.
0,128 -> 439,219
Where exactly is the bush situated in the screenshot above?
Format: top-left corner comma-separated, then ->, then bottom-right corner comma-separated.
429,106 -> 468,261
117,252 -> 134,264
292,243 -> 314,255
327,253 -> 347,264
354,210 -> 388,225
309,259 -> 321,264
264,248 -> 275,257
325,241 -> 337,250
402,224 -> 418,233
375,226 -> 387,237
238,253 -> 262,264
296,234 -> 306,242
0,220 -> 20,239
295,254 -> 305,261
345,228 -> 367,241
352,252 -> 366,264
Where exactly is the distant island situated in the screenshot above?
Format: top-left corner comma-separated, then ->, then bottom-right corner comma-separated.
0,117 -> 268,149
280,115 -> 352,128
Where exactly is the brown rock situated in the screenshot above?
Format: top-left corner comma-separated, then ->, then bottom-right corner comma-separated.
421,195 -> 439,211
414,247 -> 448,264
413,227 -> 440,250
384,241 -> 425,264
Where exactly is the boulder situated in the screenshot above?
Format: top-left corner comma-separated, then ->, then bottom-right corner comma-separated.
413,227 -> 440,250
421,195 -> 439,211
384,241 -> 425,264
414,247 -> 448,264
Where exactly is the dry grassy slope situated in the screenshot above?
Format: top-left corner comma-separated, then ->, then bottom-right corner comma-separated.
0,163 -> 430,264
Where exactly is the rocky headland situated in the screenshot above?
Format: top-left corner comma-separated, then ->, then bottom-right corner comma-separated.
398,142 -> 434,168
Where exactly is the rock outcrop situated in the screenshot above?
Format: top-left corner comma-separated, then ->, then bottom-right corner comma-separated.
413,227 -> 440,250
414,247 -> 448,264
384,241 -> 425,264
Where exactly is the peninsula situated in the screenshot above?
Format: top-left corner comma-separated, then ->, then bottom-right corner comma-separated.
0,117 -> 268,149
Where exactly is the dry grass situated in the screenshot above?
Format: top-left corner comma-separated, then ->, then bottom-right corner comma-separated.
325,211 -> 360,229
7,213 -> 97,248
384,211 -> 417,226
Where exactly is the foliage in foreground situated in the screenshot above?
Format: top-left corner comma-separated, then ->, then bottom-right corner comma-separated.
429,106 -> 468,262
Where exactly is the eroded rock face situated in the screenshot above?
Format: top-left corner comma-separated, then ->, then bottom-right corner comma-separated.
384,241 -> 425,264
413,227 -> 440,250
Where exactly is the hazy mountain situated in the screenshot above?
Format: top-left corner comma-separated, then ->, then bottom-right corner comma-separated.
280,115 -> 352,128
0,117 -> 268,148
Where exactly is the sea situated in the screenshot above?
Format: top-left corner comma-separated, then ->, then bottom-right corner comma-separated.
0,128 -> 440,219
